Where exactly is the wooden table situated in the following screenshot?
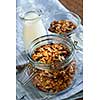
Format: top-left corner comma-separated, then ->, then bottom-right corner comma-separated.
59,0 -> 83,100
59,0 -> 83,24
76,99 -> 83,100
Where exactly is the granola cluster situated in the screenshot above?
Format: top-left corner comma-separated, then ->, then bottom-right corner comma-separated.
48,20 -> 77,34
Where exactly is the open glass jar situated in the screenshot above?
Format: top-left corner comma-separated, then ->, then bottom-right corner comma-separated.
45,12 -> 81,37
20,9 -> 47,51
18,35 -> 77,94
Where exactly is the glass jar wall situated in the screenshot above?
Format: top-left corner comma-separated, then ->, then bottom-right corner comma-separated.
17,35 -> 77,94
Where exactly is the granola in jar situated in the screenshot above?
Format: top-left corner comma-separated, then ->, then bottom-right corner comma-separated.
31,43 -> 70,65
30,43 -> 77,93
48,20 -> 77,34
32,60 -> 76,93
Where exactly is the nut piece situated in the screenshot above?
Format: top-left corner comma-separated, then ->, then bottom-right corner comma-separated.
48,20 -> 77,34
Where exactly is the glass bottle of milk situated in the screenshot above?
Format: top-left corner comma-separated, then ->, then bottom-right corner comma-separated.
22,11 -> 47,51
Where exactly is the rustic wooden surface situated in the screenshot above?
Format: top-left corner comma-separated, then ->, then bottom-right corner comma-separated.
59,0 -> 83,24
59,0 -> 83,100
76,98 -> 83,100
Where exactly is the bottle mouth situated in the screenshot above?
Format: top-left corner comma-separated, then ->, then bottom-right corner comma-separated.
27,35 -> 74,70
19,10 -> 42,21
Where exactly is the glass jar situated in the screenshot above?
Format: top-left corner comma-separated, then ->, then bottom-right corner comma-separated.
20,9 -> 47,51
45,12 -> 81,37
18,35 -> 77,94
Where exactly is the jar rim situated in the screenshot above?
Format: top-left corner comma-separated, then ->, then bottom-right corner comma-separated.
19,9 -> 42,21
46,11 -> 81,26
27,35 -> 75,70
